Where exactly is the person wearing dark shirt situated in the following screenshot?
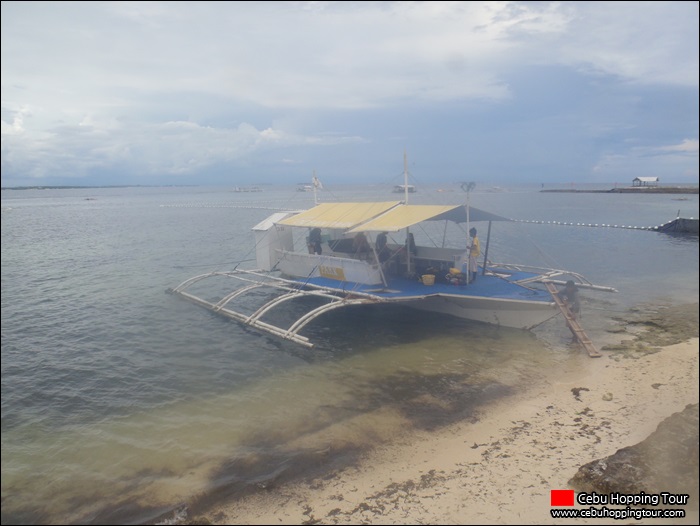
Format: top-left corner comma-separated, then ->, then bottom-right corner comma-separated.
560,280 -> 581,316
376,231 -> 390,263
308,228 -> 322,255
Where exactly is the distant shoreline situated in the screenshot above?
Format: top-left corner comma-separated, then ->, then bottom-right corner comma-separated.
3,184 -> 698,194
1,185 -> 195,190
541,187 -> 698,194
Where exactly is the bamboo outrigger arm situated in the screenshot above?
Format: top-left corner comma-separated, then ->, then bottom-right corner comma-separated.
167,269 -> 378,348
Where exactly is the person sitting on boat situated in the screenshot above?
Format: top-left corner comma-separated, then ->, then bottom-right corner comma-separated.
307,228 -> 323,255
352,232 -> 371,260
559,280 -> 581,317
375,231 -> 391,263
375,231 -> 398,274
467,227 -> 480,283
405,232 -> 416,255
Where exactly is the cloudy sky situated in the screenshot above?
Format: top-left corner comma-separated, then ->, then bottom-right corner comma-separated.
1,1 -> 698,187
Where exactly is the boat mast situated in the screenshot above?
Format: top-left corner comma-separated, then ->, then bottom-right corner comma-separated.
403,151 -> 413,275
466,184 -> 470,243
403,151 -> 409,204
312,171 -> 324,204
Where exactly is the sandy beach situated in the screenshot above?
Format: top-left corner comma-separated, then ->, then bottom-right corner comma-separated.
186,305 -> 699,525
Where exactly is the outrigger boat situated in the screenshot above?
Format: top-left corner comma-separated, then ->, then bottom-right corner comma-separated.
393,183 -> 416,193
169,167 -> 616,349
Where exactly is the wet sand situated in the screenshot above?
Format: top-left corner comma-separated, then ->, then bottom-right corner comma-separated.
184,303 -> 699,525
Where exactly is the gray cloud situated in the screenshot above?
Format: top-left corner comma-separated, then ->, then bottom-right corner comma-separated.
1,1 -> 698,186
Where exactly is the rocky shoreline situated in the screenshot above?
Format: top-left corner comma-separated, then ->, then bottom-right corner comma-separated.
570,402 -> 698,504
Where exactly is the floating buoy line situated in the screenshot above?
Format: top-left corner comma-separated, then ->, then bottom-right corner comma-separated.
513,217 -> 695,232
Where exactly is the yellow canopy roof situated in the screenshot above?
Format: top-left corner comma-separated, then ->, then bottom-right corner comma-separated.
276,201 -> 401,229
347,205 -> 462,233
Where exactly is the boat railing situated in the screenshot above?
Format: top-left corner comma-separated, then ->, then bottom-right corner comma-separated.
275,249 -> 385,286
486,262 -> 618,293
414,245 -> 464,264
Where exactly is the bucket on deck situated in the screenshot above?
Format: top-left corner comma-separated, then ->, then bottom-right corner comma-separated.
421,274 -> 435,286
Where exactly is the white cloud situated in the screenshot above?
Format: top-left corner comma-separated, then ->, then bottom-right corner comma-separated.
1,114 -> 364,181
0,105 -> 28,136
1,1 -> 698,185
658,139 -> 699,154
10,1 -> 691,114
551,1 -> 698,86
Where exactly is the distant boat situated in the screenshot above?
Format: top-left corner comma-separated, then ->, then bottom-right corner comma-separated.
296,183 -> 314,192
393,184 -> 416,193
233,186 -> 262,193
656,217 -> 699,234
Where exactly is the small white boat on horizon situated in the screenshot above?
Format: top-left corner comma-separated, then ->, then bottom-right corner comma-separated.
393,183 -> 416,193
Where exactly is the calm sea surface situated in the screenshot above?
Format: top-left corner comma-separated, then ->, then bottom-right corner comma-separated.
2,184 -> 698,524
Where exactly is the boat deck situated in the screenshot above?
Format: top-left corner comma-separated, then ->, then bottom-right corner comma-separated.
293,270 -> 552,303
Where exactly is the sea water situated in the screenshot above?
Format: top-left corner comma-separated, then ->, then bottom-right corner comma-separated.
1,184 -> 698,524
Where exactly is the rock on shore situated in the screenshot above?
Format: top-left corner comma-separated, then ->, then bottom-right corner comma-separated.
569,403 -> 699,506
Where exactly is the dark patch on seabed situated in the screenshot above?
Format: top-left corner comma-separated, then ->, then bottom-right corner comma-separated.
604,302 -> 699,357
354,371 -> 513,431
62,371 -> 514,525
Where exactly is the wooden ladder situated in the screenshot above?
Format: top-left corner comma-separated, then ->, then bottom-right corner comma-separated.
544,282 -> 601,357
